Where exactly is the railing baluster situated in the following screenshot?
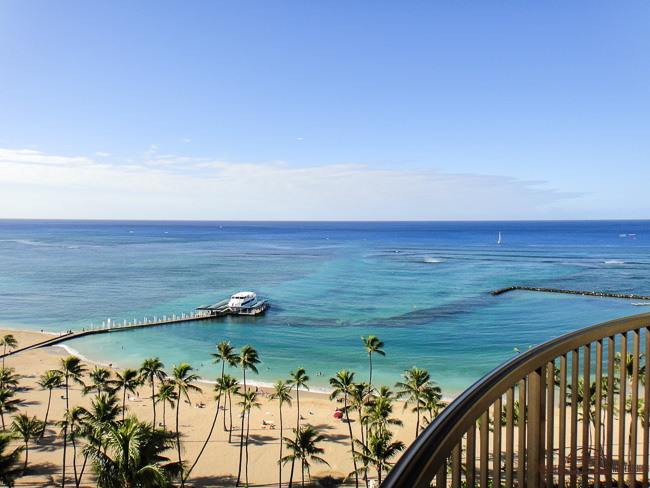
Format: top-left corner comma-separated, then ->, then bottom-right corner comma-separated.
559,354 -> 568,488
641,327 -> 650,488
505,387 -> 515,488
546,361 -> 555,488
452,444 -> 461,488
619,332 -> 628,484
518,378 -> 527,488
480,411 -> 489,488
582,344 -> 591,488
630,329 -> 640,483
594,339 -> 603,488
528,368 -> 543,488
493,397 -> 503,488
467,422 -> 476,488
437,462 -> 446,488
606,336 -> 615,488
570,349 -> 579,488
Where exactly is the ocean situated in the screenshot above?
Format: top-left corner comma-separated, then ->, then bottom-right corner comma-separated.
0,219 -> 648,397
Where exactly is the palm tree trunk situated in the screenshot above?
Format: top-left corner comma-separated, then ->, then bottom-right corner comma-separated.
40,389 -> 53,440
162,402 -> 166,429
62,425 -> 68,488
151,381 -> 156,428
0,410 -> 4,431
122,388 -> 127,421
228,392 -> 234,443
176,387 -> 185,488
236,411 -> 245,486
187,395 -> 221,479
278,406 -> 283,488
71,436 -> 79,488
23,442 -> 28,471
301,459 -> 305,487
296,387 -> 301,429
416,408 -> 420,439
344,396 -> 359,488
245,410 -> 251,486
288,456 -> 295,488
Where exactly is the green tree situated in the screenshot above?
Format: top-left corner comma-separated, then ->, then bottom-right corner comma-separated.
270,379 -> 292,488
289,367 -> 309,430
84,393 -> 123,456
0,389 -> 21,431
57,405 -> 90,488
171,364 -> 201,487
0,432 -> 24,487
82,415 -> 183,488
329,369 -> 359,488
395,366 -> 434,439
419,386 -> 447,430
37,369 -> 63,439
280,425 -> 329,488
0,369 -> 19,390
350,430 -> 405,486
217,374 -> 239,443
0,336 -> 17,369
154,381 -> 177,430
138,357 -> 166,428
238,345 -> 260,395
83,367 -> 117,395
114,368 -> 141,421
363,391 -> 403,438
361,335 -> 385,389
10,414 -> 43,471
188,342 -> 239,478
235,390 -> 261,487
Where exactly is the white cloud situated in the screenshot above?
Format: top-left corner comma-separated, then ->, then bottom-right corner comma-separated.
0,147 -> 580,220
182,138 -> 191,143
93,152 -> 110,157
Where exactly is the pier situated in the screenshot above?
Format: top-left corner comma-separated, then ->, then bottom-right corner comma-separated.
1,300 -> 270,358
491,286 -> 650,300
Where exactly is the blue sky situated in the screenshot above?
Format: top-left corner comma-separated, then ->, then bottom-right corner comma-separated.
1,1 -> 649,220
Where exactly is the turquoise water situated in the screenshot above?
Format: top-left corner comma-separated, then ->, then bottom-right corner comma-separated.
0,220 -> 648,397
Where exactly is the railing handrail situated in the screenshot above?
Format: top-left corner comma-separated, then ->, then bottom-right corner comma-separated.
382,311 -> 650,487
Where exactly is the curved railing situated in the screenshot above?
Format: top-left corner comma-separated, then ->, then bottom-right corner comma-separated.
383,312 -> 650,488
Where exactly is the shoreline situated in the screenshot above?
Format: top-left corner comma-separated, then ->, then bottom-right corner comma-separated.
0,326 -> 424,487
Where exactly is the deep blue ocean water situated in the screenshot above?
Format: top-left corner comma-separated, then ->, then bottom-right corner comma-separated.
1,220 -> 649,397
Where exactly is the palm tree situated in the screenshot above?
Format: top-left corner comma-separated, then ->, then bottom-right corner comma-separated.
270,379 -> 292,488
37,369 -> 63,439
10,414 -> 43,471
419,386 -> 446,430
188,342 -> 239,478
0,432 -> 23,487
154,381 -> 177,430
280,425 -> 329,488
57,406 -> 90,488
0,336 -> 17,368
171,363 -> 201,487
83,367 -> 116,395
395,366 -> 434,439
0,369 -> 19,390
114,368 -> 141,421
0,389 -> 21,431
363,394 -> 403,438
361,335 -> 385,388
350,430 -> 405,485
138,357 -> 166,428
329,370 -> 359,488
82,415 -> 183,488
84,393 -> 123,456
58,356 -> 87,412
218,374 -> 240,443
238,345 -> 260,395
289,367 -> 309,430
348,382 -> 370,448
236,390 -> 261,487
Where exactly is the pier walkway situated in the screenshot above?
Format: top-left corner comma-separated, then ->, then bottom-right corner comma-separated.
491,285 -> 650,300
0,311 -> 221,359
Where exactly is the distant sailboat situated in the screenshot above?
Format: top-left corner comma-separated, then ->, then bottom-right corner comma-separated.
498,232 -> 502,244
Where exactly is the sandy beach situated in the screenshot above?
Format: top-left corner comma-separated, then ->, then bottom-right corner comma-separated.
1,328 -> 421,487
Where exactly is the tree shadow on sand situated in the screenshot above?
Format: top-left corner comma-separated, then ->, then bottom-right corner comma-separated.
186,474 -> 237,487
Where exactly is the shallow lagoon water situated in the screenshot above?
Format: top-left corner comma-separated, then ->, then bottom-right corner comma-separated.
1,220 -> 648,397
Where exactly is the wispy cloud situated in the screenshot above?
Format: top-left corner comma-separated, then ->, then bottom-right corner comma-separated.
0,147 -> 579,220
